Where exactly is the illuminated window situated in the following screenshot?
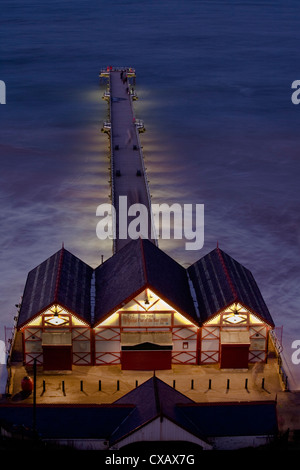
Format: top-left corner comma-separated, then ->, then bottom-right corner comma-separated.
224,314 -> 245,324
47,315 -> 66,326
43,305 -> 70,327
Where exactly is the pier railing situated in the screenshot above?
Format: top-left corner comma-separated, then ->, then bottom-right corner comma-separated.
101,66 -> 157,249
106,72 -> 117,253
269,328 -> 288,391
128,92 -> 158,247
3,324 -> 17,396
100,66 -> 136,74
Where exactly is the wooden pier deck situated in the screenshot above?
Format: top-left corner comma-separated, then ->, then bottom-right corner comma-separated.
100,67 -> 157,253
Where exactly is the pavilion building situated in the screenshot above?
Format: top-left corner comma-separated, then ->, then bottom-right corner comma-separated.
14,238 -> 274,371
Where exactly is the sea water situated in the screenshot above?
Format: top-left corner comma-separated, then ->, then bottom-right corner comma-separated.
1,0 -> 300,387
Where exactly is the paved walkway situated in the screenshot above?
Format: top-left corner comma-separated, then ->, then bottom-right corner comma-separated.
107,70 -> 156,252
6,359 -> 282,405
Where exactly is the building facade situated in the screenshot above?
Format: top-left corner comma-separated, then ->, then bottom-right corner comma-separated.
15,238 -> 274,371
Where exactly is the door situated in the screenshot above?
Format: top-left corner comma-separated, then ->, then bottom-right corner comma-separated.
220,344 -> 249,369
43,345 -> 72,371
120,332 -> 173,370
121,350 -> 172,370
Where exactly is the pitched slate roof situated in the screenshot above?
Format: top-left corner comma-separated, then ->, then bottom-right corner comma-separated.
110,377 -> 277,445
110,376 -> 203,445
187,247 -> 274,326
94,238 -> 198,325
17,247 -> 93,328
17,242 -> 274,330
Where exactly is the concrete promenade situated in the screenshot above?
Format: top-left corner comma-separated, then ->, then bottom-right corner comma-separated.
7,360 -> 282,406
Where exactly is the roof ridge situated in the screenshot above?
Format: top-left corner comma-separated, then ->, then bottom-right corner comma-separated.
54,247 -> 64,302
139,238 -> 149,284
153,375 -> 161,416
216,247 -> 238,301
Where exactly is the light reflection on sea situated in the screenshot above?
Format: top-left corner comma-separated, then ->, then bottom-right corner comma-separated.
1,0 -> 299,386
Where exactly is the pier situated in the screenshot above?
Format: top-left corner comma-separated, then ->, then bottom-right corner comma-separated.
2,67 -> 299,451
100,66 -> 157,253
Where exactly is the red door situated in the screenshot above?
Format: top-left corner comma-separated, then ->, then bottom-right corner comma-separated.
43,346 -> 72,371
121,350 -> 172,370
220,344 -> 249,369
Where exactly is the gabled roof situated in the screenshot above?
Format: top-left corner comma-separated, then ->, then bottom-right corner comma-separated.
110,377 -> 277,445
110,376 -> 202,445
94,238 -> 198,325
16,242 -> 274,330
187,247 -> 274,326
17,247 -> 93,328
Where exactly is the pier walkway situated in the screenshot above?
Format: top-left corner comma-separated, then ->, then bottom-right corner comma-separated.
100,67 -> 157,253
